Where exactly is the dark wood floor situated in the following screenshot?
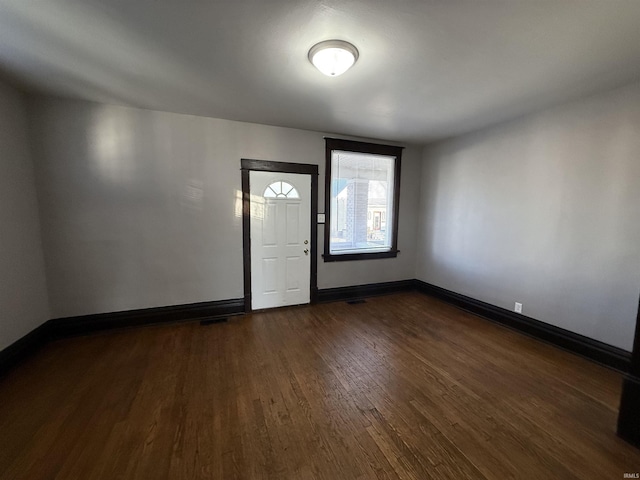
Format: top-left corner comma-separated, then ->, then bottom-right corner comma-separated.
1,292 -> 639,479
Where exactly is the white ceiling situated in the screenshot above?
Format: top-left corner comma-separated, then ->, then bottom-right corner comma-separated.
1,0 -> 640,144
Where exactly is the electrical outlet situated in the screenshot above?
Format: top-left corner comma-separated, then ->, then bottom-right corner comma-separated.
514,302 -> 523,314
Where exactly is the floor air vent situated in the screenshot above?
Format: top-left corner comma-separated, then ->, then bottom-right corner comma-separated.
200,317 -> 228,326
347,299 -> 367,305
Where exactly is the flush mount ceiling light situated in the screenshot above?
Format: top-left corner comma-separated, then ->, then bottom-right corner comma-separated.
308,40 -> 359,77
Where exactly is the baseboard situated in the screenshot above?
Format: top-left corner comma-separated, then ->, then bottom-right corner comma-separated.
1,297 -> 246,374
414,280 -> 631,373
50,298 -> 246,337
317,279 -> 415,303
2,281 -> 631,377
0,321 -> 53,377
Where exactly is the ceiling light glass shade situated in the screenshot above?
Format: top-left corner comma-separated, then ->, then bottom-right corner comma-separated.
308,40 -> 359,77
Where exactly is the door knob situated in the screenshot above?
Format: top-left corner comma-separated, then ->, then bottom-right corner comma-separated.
304,249 -> 309,255
304,240 -> 309,244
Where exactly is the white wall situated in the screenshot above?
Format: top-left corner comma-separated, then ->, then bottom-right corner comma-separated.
0,81 -> 50,350
416,82 -> 640,351
27,97 -> 420,318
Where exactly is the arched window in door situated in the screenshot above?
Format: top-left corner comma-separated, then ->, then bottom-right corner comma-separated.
263,181 -> 300,199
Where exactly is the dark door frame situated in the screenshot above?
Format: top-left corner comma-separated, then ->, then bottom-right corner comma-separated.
241,158 -> 319,312
618,294 -> 640,447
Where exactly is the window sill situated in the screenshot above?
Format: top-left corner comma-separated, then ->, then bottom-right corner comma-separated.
322,250 -> 399,262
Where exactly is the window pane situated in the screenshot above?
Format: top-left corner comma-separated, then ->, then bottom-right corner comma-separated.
263,181 -> 300,199
329,150 -> 395,254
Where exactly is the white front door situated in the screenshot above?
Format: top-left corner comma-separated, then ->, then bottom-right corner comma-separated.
250,171 -> 311,310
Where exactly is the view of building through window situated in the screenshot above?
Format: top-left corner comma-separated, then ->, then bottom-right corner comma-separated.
329,150 -> 395,254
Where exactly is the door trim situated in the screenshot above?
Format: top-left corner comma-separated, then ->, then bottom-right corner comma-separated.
241,158 -> 319,312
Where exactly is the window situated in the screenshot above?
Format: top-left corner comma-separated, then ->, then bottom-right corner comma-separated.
324,138 -> 402,261
263,181 -> 299,199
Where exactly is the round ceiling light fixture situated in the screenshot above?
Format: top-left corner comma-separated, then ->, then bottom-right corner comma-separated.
308,40 -> 359,77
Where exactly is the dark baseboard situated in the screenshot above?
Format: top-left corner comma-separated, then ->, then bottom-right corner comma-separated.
0,321 -> 53,377
1,297 -> 246,375
2,281 -> 631,377
50,298 -> 245,337
414,280 -> 631,373
317,279 -> 415,303
1,297 -> 245,375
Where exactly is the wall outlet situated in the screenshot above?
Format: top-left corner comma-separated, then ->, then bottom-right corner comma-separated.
514,302 -> 523,314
